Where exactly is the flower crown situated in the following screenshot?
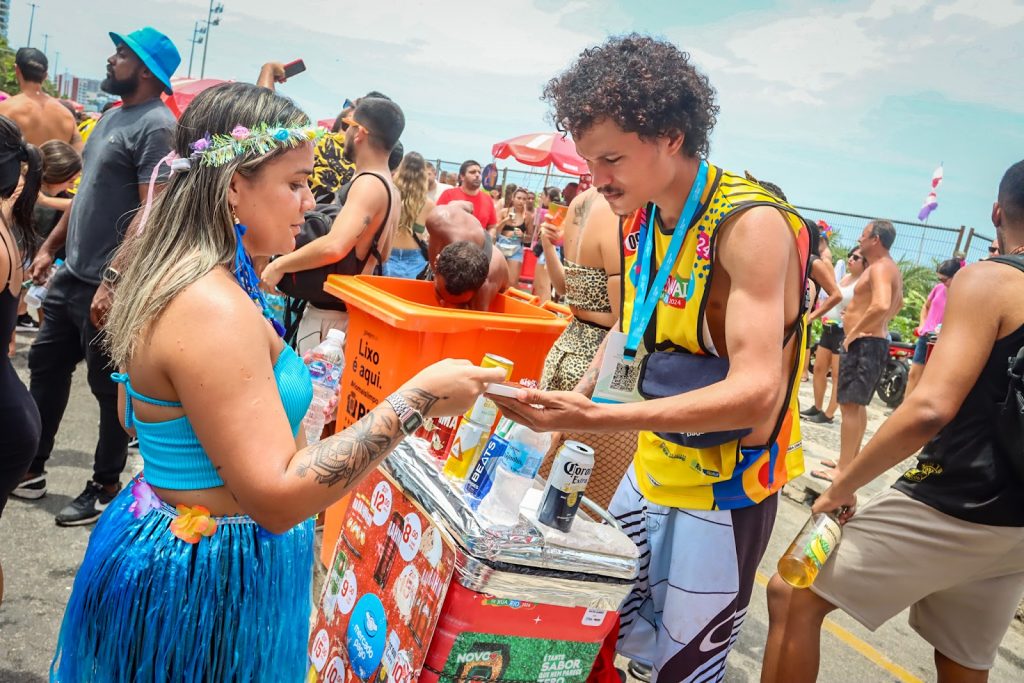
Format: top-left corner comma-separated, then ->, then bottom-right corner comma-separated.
184,122 -> 327,168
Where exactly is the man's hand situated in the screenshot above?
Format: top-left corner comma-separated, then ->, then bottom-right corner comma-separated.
260,260 -> 284,290
489,388 -> 597,432
28,250 -> 55,285
90,281 -> 115,329
811,484 -> 857,524
257,62 -> 287,89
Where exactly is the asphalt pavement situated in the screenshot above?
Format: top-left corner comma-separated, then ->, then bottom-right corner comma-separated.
2,331 -> 1023,682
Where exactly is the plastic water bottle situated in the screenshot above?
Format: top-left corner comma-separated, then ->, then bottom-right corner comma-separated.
24,259 -> 63,308
477,423 -> 552,526
302,329 -> 346,445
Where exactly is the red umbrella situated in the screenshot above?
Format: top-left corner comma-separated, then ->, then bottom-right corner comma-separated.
491,132 -> 589,176
317,117 -> 336,130
162,77 -> 232,119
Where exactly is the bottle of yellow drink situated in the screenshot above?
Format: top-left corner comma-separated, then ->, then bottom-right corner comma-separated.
777,512 -> 843,588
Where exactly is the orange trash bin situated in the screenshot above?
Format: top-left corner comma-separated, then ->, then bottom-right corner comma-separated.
319,275 -> 569,564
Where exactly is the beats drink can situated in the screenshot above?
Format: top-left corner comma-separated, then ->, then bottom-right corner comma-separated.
538,441 -> 595,533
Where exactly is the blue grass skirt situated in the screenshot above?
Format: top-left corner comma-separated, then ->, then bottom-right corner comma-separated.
51,478 -> 315,682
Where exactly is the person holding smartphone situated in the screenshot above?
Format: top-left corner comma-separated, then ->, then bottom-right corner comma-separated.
494,187 -> 533,287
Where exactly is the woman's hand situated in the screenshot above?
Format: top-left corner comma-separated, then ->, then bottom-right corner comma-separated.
398,359 -> 507,418
539,221 -> 561,247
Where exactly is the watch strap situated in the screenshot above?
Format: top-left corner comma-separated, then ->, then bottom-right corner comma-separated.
385,392 -> 424,436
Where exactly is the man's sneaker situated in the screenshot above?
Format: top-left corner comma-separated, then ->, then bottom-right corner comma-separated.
11,472 -> 47,500
627,661 -> 652,682
55,481 -> 121,527
15,314 -> 40,333
799,405 -> 822,418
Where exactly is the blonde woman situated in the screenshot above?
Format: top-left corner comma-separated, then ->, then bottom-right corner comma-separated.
51,83 -> 503,682
383,151 -> 434,279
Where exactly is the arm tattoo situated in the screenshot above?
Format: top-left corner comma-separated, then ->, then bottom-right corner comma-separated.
297,409 -> 400,488
400,387 -> 440,416
574,366 -> 599,397
295,387 -> 440,488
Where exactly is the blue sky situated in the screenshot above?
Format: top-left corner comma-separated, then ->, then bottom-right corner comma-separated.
5,0 -> 1022,235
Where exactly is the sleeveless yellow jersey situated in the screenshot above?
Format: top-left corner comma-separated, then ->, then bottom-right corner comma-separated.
620,164 -> 810,510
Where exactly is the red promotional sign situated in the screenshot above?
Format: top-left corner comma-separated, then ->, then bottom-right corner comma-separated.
308,468 -> 457,682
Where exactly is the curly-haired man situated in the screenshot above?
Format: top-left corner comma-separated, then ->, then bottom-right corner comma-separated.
489,34 -> 813,681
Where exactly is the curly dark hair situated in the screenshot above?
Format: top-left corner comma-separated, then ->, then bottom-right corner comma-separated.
541,34 -> 719,158
436,241 -> 489,296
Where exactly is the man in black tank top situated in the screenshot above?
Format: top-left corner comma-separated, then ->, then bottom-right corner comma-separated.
763,161 -> 1024,681
261,97 -> 404,353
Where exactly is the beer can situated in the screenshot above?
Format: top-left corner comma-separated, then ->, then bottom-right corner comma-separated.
481,353 -> 515,380
443,419 -> 487,481
426,415 -> 460,460
538,441 -> 595,533
463,422 -> 513,506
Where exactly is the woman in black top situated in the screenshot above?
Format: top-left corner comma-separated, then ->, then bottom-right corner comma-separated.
0,115 -> 43,602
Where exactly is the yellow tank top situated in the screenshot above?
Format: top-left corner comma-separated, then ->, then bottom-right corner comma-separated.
620,164 -> 810,510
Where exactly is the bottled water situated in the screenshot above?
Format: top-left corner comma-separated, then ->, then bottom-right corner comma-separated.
477,423 -> 551,526
24,259 -> 63,309
303,329 -> 346,445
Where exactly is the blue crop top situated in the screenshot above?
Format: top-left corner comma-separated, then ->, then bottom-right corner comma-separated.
112,345 -> 313,490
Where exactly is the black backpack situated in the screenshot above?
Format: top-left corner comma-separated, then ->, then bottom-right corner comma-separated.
275,173 -> 393,342
992,256 -> 1024,480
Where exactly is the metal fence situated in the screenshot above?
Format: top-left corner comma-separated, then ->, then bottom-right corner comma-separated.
429,159 -> 995,265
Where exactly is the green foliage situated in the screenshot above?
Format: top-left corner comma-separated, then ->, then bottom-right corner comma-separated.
0,35 -> 59,97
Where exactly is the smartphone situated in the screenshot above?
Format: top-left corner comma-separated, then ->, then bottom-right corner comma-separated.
283,59 -> 306,79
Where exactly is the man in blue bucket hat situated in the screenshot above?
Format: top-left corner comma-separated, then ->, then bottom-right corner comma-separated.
15,28 -> 181,526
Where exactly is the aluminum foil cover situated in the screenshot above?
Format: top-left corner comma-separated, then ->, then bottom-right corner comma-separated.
380,439 -> 639,611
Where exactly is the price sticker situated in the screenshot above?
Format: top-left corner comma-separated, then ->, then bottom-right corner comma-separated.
371,480 -> 393,526
398,512 -> 422,562
336,569 -> 358,615
323,657 -> 346,683
310,628 -> 330,671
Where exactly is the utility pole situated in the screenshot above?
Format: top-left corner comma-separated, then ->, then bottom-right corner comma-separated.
26,2 -> 39,46
188,21 -> 206,78
53,51 -> 59,87
199,1 -> 224,79
42,33 -> 49,54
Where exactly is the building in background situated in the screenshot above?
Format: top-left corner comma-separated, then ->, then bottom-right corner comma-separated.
55,74 -> 116,111
0,0 -> 11,40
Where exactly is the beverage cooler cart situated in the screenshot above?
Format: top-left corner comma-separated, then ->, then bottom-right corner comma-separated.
308,440 -> 639,683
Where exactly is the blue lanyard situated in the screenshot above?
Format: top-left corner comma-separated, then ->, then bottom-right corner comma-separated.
626,159 -> 709,357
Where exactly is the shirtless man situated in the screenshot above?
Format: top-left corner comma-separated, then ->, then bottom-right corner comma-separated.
833,220 -> 903,477
0,49 -> 82,150
425,205 -> 508,310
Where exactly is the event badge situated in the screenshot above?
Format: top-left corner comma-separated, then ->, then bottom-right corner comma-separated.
592,159 -> 709,406
592,331 -> 644,404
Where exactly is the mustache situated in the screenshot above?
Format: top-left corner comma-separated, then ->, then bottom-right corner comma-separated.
598,185 -> 623,196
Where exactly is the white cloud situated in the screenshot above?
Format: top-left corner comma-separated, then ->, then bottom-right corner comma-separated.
933,0 -> 1024,27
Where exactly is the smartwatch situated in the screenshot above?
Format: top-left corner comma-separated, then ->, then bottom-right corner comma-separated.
384,392 -> 425,436
102,266 -> 121,287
